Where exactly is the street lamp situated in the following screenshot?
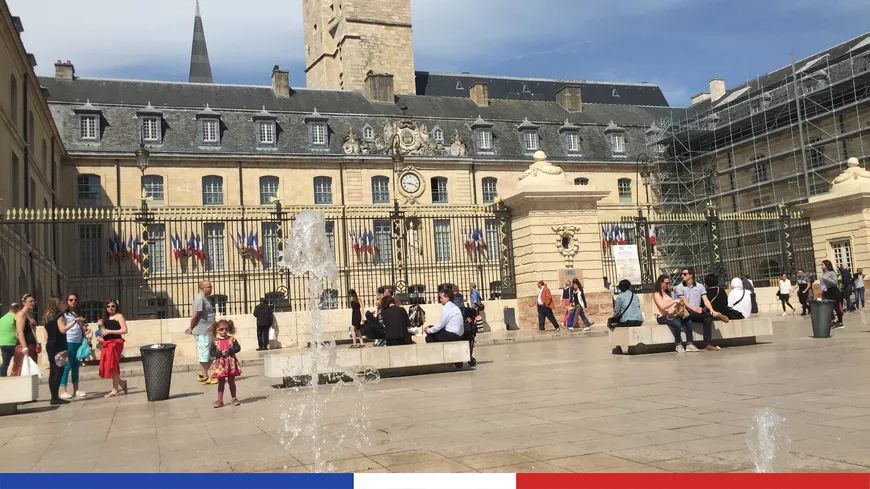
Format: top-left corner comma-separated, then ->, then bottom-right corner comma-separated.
135,143 -> 150,175
390,134 -> 404,209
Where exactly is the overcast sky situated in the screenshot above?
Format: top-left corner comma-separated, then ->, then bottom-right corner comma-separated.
8,0 -> 869,106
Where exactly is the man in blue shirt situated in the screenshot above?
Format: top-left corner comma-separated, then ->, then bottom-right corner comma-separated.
674,267 -> 728,351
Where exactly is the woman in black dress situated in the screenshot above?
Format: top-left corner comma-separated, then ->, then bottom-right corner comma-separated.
349,289 -> 364,348
43,297 -> 72,405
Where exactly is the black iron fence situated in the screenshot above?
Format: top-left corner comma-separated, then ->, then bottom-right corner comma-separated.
0,202 -> 516,321
600,205 -> 815,291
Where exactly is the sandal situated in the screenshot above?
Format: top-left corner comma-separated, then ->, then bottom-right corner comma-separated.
232,398 -> 241,406
121,380 -> 128,395
213,400 -> 224,408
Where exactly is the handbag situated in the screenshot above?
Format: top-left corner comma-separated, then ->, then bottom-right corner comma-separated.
21,355 -> 42,378
76,341 -> 92,361
268,326 -> 277,342
672,301 -> 690,319
607,291 -> 636,328
55,350 -> 69,368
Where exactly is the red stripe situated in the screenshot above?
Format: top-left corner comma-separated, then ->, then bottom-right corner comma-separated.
517,473 -> 870,489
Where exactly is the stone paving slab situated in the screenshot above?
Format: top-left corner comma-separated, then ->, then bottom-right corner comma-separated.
4,312 -> 870,473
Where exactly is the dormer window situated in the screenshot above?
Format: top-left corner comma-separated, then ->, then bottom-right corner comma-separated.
81,115 -> 97,140
252,106 -> 277,146
137,103 -> 163,143
517,117 -> 539,152
559,119 -> 581,154
196,104 -> 221,144
432,126 -> 444,143
471,115 -> 494,152
362,124 -> 375,142
305,108 -> 329,147
604,121 -> 626,156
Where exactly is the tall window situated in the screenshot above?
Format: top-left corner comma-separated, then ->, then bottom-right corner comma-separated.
202,119 -> 219,143
565,132 -> 581,152
371,176 -> 390,204
142,175 -> 164,202
523,131 -> 539,151
202,176 -> 224,205
373,220 -> 392,265
259,176 -> 279,205
485,219 -> 500,262
477,129 -> 493,150
433,127 -> 444,143
363,125 -> 374,142
10,75 -> 18,127
809,138 -> 825,169
434,219 -> 452,263
610,134 -> 626,153
258,121 -> 275,144
212,294 -> 228,315
325,221 -> 336,257
141,116 -> 160,141
204,223 -> 225,271
832,240 -> 853,271
81,301 -> 103,323
79,224 -> 102,275
80,115 -> 97,140
261,222 -> 280,269
618,178 -> 632,204
313,176 -> 333,205
481,177 -> 498,204
147,224 -> 166,274
310,122 -> 328,145
431,177 -> 448,204
77,174 -> 101,206
753,158 -> 770,183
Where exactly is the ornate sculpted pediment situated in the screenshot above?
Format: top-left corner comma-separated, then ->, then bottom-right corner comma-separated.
371,120 -> 447,157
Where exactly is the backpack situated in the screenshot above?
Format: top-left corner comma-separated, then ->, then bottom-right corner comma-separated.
462,306 -> 479,338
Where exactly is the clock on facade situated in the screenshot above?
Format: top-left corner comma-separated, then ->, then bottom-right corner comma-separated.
400,172 -> 421,194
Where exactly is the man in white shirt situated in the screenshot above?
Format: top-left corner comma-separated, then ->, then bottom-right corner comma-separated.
425,290 -> 465,342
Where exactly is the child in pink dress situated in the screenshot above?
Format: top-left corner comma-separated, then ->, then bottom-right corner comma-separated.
209,319 -> 241,408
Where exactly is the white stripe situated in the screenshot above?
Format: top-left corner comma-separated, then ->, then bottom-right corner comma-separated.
355,473 -> 515,489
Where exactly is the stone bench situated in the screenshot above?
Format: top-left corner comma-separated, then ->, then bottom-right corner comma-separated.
609,317 -> 774,355
0,375 -> 39,415
264,341 -> 471,381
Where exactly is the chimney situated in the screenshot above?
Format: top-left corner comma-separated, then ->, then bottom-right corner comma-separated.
691,92 -> 711,105
271,65 -> 290,98
709,78 -> 726,102
469,82 -> 489,107
555,85 -> 583,112
365,71 -> 395,103
55,60 -> 75,80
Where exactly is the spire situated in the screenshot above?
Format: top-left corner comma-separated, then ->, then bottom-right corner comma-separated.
189,0 -> 213,83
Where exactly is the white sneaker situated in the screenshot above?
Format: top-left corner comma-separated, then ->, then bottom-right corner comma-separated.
567,327 -> 575,332
59,391 -> 72,400
781,312 -> 788,316
75,390 -> 87,398
582,327 -> 591,332
675,344 -> 686,353
685,344 -> 701,352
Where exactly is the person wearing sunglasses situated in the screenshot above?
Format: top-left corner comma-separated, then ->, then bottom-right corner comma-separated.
59,293 -> 88,399
673,267 -> 728,351
98,300 -> 128,397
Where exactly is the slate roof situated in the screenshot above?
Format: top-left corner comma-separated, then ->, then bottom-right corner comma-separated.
40,76 -> 672,162
416,71 -> 670,107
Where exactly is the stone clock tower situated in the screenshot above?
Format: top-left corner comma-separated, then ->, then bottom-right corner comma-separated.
302,0 -> 416,95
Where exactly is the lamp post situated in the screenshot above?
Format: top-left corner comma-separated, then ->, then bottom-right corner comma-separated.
135,143 -> 151,214
388,134 -> 409,302
134,143 -> 152,281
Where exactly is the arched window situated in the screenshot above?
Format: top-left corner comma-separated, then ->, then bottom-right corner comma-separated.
259,175 -> 279,205
481,177 -> 498,203
618,178 -> 632,204
431,177 -> 448,204
371,176 -> 390,204
574,177 -> 589,186
362,125 -> 375,142
313,176 -> 333,205
202,175 -> 224,205
432,126 -> 444,143
142,175 -> 164,202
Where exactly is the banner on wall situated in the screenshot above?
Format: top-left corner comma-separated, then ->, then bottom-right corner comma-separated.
611,244 -> 642,284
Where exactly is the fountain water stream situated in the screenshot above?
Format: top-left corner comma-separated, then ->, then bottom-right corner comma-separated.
746,407 -> 791,472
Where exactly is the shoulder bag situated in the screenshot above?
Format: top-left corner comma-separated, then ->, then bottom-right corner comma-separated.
607,292 -> 635,328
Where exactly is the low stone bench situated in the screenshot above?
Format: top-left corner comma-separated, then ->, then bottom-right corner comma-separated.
0,375 -> 39,415
264,341 -> 471,380
609,317 -> 774,355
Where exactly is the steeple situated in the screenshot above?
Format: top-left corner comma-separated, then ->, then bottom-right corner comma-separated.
188,0 -> 213,83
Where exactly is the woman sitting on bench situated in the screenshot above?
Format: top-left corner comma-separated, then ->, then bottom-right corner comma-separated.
612,280 -> 644,327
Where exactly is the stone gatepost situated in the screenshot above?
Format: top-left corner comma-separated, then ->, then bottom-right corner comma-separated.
501,151 -> 611,329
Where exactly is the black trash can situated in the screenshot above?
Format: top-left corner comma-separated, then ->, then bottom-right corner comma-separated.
139,344 -> 176,401
809,300 -> 834,338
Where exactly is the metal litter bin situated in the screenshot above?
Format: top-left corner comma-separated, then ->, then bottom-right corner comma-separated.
140,343 -> 176,401
809,300 -> 834,338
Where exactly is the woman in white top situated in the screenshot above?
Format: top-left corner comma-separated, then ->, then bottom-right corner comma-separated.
727,277 -> 752,319
778,274 -> 795,316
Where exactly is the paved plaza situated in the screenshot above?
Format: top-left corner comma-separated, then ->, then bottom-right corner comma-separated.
4,314 -> 870,473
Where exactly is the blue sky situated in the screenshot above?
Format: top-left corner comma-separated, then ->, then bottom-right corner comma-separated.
9,0 -> 869,106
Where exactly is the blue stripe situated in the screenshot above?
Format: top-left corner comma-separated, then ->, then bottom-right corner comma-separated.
0,474 -> 354,489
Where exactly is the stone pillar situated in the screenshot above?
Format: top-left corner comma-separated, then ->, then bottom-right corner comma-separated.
501,151 -> 610,329
800,157 -> 870,272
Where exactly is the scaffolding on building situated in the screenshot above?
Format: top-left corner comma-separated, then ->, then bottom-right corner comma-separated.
644,33 -> 870,283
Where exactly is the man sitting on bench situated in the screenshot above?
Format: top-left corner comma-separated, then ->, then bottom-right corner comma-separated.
424,290 -> 465,343
674,267 -> 729,352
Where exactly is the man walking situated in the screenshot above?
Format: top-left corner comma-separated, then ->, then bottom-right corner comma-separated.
253,298 -> 274,351
536,280 -> 561,333
674,267 -> 727,351
796,270 -> 811,316
186,280 -> 217,384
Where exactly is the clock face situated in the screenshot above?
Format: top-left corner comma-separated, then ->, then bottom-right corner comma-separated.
401,172 -> 421,194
